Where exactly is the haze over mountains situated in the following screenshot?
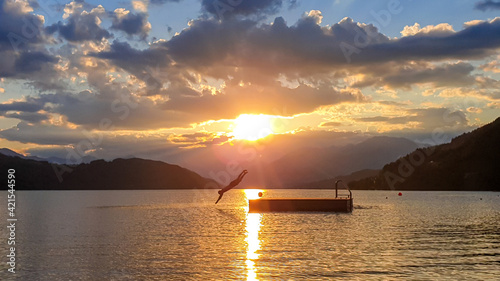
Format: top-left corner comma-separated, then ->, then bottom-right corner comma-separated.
266,136 -> 418,187
0,135 -> 419,189
1,117 -> 498,190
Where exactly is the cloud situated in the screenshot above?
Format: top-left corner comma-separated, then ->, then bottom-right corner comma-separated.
14,51 -> 59,73
3,112 -> 49,123
163,15 -> 500,73
475,0 -> 500,11
356,18 -> 500,63
0,0 -> 47,50
0,122 -> 88,145
90,40 -> 172,92
355,107 -> 469,131
479,59 -> 500,73
381,62 -> 476,88
0,0 -> 60,86
0,97 -> 45,112
161,15 -> 391,77
150,0 -> 182,4
0,49 -> 60,88
320,121 -> 342,127
111,8 -> 151,39
201,0 -> 296,20
161,83 -> 367,120
168,132 -> 229,146
46,3 -> 111,42
438,87 -> 500,101
400,23 -> 455,37
90,15 -> 500,99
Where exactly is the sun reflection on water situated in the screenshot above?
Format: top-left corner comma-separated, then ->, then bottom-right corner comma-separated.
244,189 -> 263,281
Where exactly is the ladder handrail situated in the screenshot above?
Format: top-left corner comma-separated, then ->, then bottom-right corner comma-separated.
335,180 -> 352,199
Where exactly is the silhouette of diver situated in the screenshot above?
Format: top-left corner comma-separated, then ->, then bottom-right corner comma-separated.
215,170 -> 248,204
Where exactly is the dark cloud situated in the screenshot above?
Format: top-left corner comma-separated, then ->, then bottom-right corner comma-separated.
201,0 -> 296,19
161,83 -> 366,119
110,9 -> 150,39
0,50 -> 60,82
356,19 -> 500,63
169,132 -> 229,146
0,0 -> 60,86
90,40 -> 171,91
164,15 -> 500,72
91,16 -> 500,98
46,5 -> 111,42
165,16 -> 389,71
320,121 -> 342,127
0,98 -> 45,112
14,51 -> 59,73
475,0 -> 500,11
355,108 -> 469,130
0,122 -> 87,145
378,62 -> 476,89
150,0 -> 182,4
91,40 -> 170,71
3,112 -> 49,123
0,0 -> 47,51
0,95 -> 53,123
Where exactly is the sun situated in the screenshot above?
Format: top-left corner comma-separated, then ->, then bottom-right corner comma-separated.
232,114 -> 274,141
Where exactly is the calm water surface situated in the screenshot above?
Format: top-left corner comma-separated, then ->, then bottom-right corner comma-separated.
0,190 -> 499,280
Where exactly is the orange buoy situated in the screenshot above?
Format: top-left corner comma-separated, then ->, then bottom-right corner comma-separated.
398,192 -> 402,196
258,192 -> 263,197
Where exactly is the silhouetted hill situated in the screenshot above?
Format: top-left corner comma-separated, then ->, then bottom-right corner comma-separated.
0,155 -> 219,190
268,136 -> 418,187
349,117 -> 500,191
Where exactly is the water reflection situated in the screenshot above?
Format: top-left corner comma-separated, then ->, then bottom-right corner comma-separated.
244,190 -> 263,281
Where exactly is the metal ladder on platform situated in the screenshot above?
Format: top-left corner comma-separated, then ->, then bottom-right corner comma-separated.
335,180 -> 353,212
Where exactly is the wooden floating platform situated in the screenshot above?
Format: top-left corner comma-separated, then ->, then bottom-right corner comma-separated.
248,198 -> 353,213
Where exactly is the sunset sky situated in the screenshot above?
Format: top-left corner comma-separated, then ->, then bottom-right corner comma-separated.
0,0 -> 499,166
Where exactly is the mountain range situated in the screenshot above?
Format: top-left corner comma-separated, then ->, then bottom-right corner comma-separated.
263,136 -> 418,187
349,117 -> 500,191
1,117 -> 498,190
0,155 -> 219,190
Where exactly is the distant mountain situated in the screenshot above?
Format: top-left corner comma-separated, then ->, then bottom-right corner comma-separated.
0,148 -> 97,164
349,117 -> 500,191
45,155 -> 98,165
0,155 -> 219,190
266,136 -> 418,187
292,169 -> 380,189
0,148 -> 45,161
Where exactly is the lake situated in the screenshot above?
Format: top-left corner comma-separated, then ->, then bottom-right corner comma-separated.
1,190 -> 499,280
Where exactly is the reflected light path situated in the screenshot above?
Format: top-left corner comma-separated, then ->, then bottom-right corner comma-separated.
244,190 -> 263,281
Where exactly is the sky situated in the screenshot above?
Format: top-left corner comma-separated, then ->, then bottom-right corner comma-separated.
0,0 -> 500,170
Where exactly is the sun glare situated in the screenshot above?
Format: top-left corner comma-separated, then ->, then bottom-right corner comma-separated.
232,114 -> 273,141
243,189 -> 263,281
244,189 -> 264,200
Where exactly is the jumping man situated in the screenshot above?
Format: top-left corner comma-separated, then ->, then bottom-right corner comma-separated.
215,170 -> 248,204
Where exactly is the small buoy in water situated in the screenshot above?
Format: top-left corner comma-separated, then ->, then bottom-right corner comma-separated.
386,197 -> 388,199
398,192 -> 402,196
258,192 -> 263,197
480,198 -> 482,200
